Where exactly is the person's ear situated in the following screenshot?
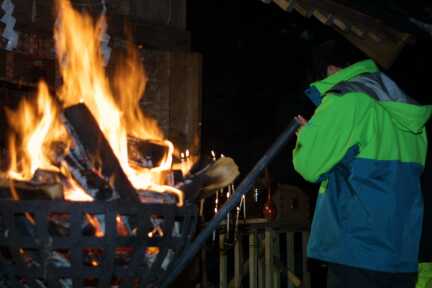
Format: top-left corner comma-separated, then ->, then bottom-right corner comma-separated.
326,65 -> 340,76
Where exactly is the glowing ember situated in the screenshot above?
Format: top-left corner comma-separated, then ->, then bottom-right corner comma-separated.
116,215 -> 129,237
85,214 -> 104,238
145,247 -> 160,256
148,226 -> 164,238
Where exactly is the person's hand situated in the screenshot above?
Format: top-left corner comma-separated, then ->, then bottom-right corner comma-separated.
295,115 -> 308,135
295,115 -> 308,126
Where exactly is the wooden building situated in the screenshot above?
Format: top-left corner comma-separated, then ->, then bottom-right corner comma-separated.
271,0 -> 418,69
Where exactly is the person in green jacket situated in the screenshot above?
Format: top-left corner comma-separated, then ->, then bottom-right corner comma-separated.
293,40 -> 432,288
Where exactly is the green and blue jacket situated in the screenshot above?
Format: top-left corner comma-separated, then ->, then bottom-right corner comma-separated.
293,59 -> 432,272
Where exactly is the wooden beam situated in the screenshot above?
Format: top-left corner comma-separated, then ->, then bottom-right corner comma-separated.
272,232 -> 280,288
368,31 -> 383,42
0,15 -> 190,54
312,9 -> 333,25
302,232 -> 311,288
0,49 -> 56,88
280,0 -> 413,68
0,178 -> 63,200
337,28 -> 412,68
258,236 -> 264,288
273,256 -> 302,287
313,0 -> 400,43
220,232 -> 228,288
234,237 -> 243,288
265,229 -> 273,288
169,52 -> 202,155
293,0 -> 316,18
286,232 -> 295,276
351,25 -> 366,37
273,0 -> 295,12
108,17 -> 191,51
128,0 -> 187,29
249,232 -> 258,288
332,17 -> 349,32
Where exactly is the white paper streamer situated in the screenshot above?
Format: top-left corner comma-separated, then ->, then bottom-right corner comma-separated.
100,0 -> 111,66
1,0 -> 18,51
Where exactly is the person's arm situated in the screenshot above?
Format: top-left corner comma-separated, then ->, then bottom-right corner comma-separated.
293,93 -> 371,182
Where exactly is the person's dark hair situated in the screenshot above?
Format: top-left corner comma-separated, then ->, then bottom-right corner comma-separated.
308,39 -> 367,83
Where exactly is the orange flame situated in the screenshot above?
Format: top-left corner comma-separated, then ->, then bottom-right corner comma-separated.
4,0 -> 192,207
85,214 -> 104,238
54,0 -> 185,203
5,82 -> 67,180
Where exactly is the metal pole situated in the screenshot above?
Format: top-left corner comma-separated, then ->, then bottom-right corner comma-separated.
161,118 -> 300,287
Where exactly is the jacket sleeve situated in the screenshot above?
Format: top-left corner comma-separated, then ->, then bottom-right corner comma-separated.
293,93 -> 369,182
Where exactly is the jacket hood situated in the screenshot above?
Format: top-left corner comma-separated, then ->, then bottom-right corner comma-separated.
310,59 -> 379,95
309,59 -> 432,133
380,102 -> 432,133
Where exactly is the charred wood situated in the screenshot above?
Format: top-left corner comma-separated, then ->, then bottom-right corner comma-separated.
0,177 -> 64,200
137,190 -> 177,205
63,148 -> 113,200
62,104 -> 138,202
127,137 -> 169,169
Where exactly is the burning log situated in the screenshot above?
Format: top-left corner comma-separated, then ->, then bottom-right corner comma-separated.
128,137 -> 170,168
32,169 -> 63,185
0,177 -> 64,200
179,156 -> 240,201
62,103 -> 139,202
63,147 -> 114,200
137,190 -> 177,205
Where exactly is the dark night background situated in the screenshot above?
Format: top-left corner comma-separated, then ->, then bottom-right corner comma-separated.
187,0 -> 432,186
186,0 -> 432,286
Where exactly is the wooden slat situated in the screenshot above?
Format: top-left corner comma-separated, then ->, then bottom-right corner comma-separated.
15,0 -> 187,31
220,233 -> 228,288
0,49 -> 56,87
249,232 -> 258,288
2,11 -> 190,54
332,17 -> 349,32
200,245 -> 208,287
312,9 -> 333,25
129,0 -> 187,29
234,236 -> 243,288
368,31 -> 383,42
265,229 -> 273,288
258,235 -> 264,288
351,25 -> 366,37
281,0 -> 404,45
305,0 -> 400,43
274,0 -> 413,68
337,28 -> 412,68
170,0 -> 187,29
272,232 -> 280,288
287,232 -> 296,288
107,17 -> 191,51
109,0 -> 131,15
139,50 -> 171,136
293,0 -> 316,18
273,0 -> 295,12
169,52 -> 202,155
230,257 -> 251,288
301,231 -> 311,288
